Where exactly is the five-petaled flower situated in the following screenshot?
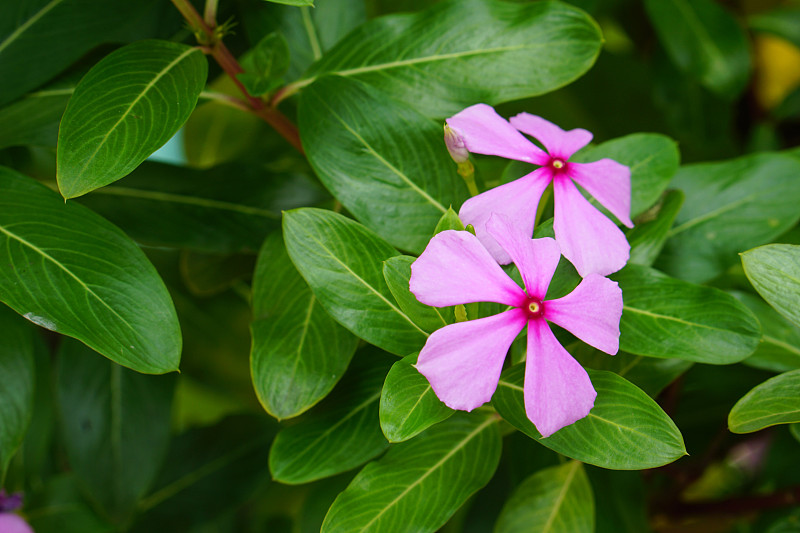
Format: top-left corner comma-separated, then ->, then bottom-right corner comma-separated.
410,214 -> 623,437
447,103 -> 633,277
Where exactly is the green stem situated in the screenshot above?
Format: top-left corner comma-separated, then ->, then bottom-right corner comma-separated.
203,0 -> 219,26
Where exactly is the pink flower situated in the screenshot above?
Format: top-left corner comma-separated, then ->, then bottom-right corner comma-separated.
0,514 -> 34,533
447,104 -> 633,277
410,214 -> 622,437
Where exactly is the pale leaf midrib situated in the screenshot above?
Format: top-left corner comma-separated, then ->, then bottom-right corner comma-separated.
541,462 -> 579,533
0,0 -> 65,56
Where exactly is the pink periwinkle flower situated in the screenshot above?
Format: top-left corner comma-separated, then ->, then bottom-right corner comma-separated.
0,514 -> 34,533
447,104 -> 633,277
410,214 -> 622,437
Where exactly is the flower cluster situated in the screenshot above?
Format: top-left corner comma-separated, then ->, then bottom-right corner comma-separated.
410,104 -> 631,437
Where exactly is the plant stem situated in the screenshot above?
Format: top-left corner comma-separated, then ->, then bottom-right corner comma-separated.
169,0 -> 304,154
204,0 -> 219,26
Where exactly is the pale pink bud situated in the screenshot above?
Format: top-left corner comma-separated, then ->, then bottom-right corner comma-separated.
443,124 -> 469,163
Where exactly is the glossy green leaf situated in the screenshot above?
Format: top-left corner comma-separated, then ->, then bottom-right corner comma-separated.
735,291 -> 800,373
658,153 -> 800,283
627,190 -> 684,267
322,413 -> 501,533
0,86 -> 72,149
383,256 -> 452,333
57,40 -> 207,198
269,351 -> 391,484
0,167 -> 181,373
494,461 -> 593,533
575,348 -> 692,398
56,339 -> 176,523
494,366 -> 686,469
0,305 -> 35,482
729,369 -> 800,433
613,264 -> 760,364
133,415 -> 276,532
643,0 -> 751,98
283,208 -> 428,355
238,32 -> 290,96
294,0 -> 602,117
379,353 -> 453,443
434,207 -> 466,234
299,75 -> 468,253
0,0 -> 158,106
742,244 -> 800,328
251,233 -> 358,420
750,7 -> 800,49
573,133 -> 680,218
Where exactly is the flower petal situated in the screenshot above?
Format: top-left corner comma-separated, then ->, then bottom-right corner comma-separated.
546,274 -> 622,355
447,104 -> 549,165
485,214 -> 561,300
553,177 -> 630,277
525,319 -> 597,438
416,309 -> 528,411
410,230 -> 527,307
459,168 -> 551,264
569,159 -> 633,227
509,113 -> 593,160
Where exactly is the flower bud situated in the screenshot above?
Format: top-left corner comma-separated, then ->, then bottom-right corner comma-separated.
443,124 -> 469,164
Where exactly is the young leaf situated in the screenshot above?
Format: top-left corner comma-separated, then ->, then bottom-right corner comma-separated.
734,291 -> 800,372
379,353 -> 453,443
268,350 -> 392,484
434,208 -> 466,234
644,0 -> 751,98
742,244 -> 800,328
383,256 -> 452,333
613,264 -> 761,364
494,366 -> 687,469
299,75 -> 468,253
0,306 -> 35,482
494,461 -> 594,533
627,190 -> 684,267
573,133 -> 680,218
237,32 -> 290,96
283,208 -> 428,356
322,413 -> 501,533
56,339 -> 176,523
57,40 -> 207,198
296,0 -> 602,117
251,233 -> 357,420
729,369 -> 800,433
658,152 -> 800,283
0,167 -> 181,374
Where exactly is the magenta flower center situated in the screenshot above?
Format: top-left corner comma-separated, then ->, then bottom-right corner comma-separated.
524,297 -> 546,320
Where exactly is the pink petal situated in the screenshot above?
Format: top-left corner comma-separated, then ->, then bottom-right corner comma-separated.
545,274 -> 622,355
509,113 -> 593,160
446,104 -> 549,165
416,309 -> 528,411
553,177 -> 630,277
410,230 -> 527,307
459,168 -> 552,264
0,515 -> 34,533
569,159 -> 633,227
525,319 -> 597,438
485,214 -> 561,300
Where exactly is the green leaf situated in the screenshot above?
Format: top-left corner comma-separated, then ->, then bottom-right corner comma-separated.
322,413 -> 501,533
251,233 -> 358,420
627,190 -> 684,267
0,167 -> 181,373
269,350 -> 392,484
133,415 -> 276,531
573,133 -> 680,218
658,153 -> 800,283
379,353 -> 454,443
0,305 -> 35,482
643,0 -> 751,98
57,40 -> 207,198
283,208 -> 428,356
729,369 -> 800,433
575,348 -> 692,398
265,0 -> 314,6
0,0 -> 158,106
0,85 -> 72,149
383,256 -> 452,333
588,468 -> 649,533
791,423 -> 800,444
299,75 -> 468,253
434,207 -> 466,234
749,7 -> 800,49
295,0 -> 602,117
742,244 -> 800,328
494,366 -> 686,469
734,291 -> 800,373
74,161 -> 325,253
494,461 -> 593,533
26,474 -> 114,533
238,32 -> 290,96
56,339 -> 176,523
614,264 -> 761,364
